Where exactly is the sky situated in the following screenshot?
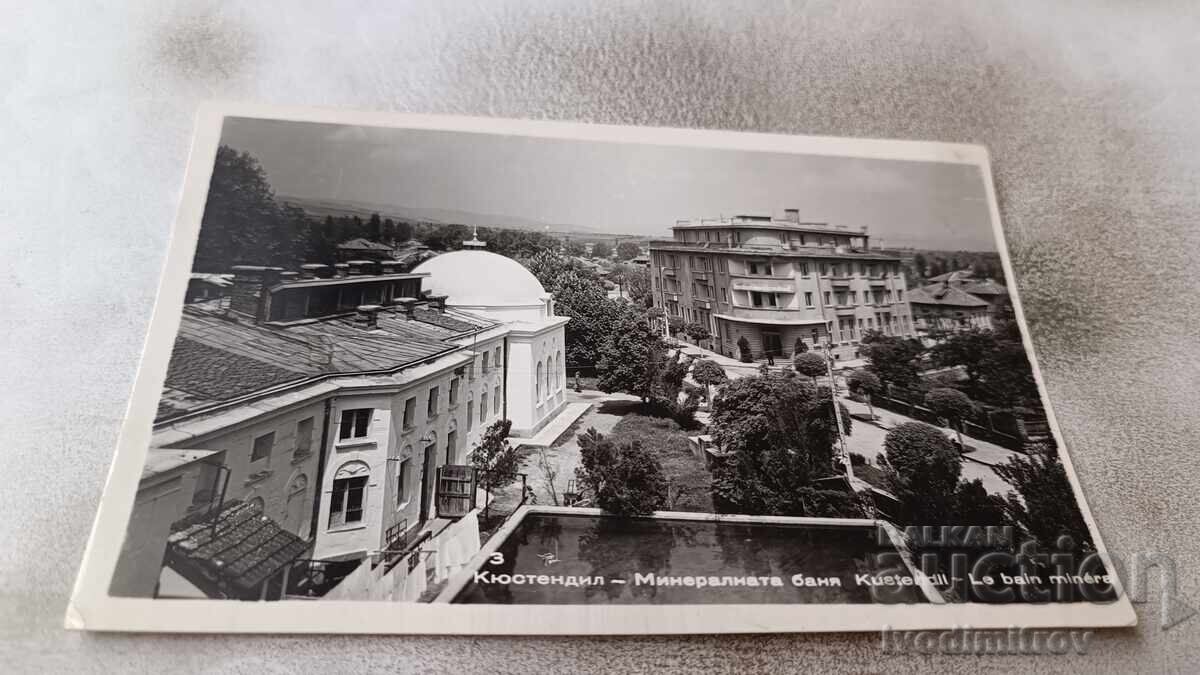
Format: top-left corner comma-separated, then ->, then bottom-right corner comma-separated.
220,117 -> 997,251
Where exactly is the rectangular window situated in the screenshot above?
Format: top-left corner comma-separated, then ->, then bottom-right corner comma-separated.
338,409 -> 371,440
750,291 -> 777,308
494,347 -> 502,369
295,418 -> 313,456
251,431 -> 274,463
402,397 -> 416,429
329,476 -> 367,527
494,385 -> 502,413
804,291 -> 813,307
482,351 -> 490,372
824,291 -> 832,306
449,377 -> 460,406
445,429 -> 458,464
427,387 -> 439,417
799,262 -> 810,275
480,393 -> 488,423
395,459 -> 410,505
467,401 -> 474,430
898,289 -> 904,302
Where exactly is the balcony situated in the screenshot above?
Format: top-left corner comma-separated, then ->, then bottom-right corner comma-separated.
691,269 -> 712,279
829,276 -> 853,287
868,276 -> 889,285
834,305 -> 858,315
662,267 -> 676,276
714,306 -> 825,325
730,278 -> 796,293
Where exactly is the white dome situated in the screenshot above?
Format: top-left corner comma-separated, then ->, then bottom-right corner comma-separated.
412,250 -> 548,307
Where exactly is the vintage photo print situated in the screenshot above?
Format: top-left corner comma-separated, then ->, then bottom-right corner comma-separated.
67,104 -> 1136,634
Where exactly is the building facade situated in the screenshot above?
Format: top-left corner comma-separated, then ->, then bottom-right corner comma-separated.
648,210 -> 915,362
112,245 -> 569,601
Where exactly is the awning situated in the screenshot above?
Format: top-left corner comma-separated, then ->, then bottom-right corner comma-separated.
165,500 -> 311,600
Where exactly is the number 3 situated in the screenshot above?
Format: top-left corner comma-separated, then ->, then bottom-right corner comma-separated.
489,553 -> 505,565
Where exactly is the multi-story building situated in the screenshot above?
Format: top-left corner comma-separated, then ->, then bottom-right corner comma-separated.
649,210 -> 915,362
907,281 -> 993,335
111,241 -> 570,602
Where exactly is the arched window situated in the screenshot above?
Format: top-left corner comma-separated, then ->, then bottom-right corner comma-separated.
536,361 -> 543,401
467,391 -> 475,431
480,390 -> 489,423
329,461 -> 369,528
395,446 -> 413,507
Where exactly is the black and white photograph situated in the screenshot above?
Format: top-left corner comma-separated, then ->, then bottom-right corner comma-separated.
68,106 -> 1134,634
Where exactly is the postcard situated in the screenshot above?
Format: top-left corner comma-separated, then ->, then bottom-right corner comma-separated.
67,104 -> 1135,634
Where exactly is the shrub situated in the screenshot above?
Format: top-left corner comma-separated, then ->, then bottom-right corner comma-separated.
576,428 -> 668,516
883,422 -> 962,498
793,337 -> 808,355
925,387 -> 976,447
737,336 -> 753,363
792,351 -> 827,381
849,452 -> 867,467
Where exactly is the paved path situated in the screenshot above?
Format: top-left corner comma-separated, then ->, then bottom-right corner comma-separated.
838,396 -> 1018,496
510,402 -> 591,449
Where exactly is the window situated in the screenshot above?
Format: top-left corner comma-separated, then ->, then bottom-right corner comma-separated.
494,385 -> 502,413
395,458 -> 411,505
536,362 -> 543,400
482,351 -> 490,372
295,418 -> 313,456
747,261 -> 772,276
339,409 -> 372,440
329,464 -> 368,528
402,397 -> 416,429
252,431 -> 274,463
449,377 -> 460,406
721,287 -> 728,302
750,291 -> 777,308
467,395 -> 474,431
897,289 -> 904,302
494,346 -> 502,369
480,392 -> 488,423
427,387 -> 439,417
824,291 -> 832,306
799,262 -> 810,275
804,291 -> 814,307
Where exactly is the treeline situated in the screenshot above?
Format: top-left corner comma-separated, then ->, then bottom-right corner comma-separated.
192,145 -> 563,272
908,250 -> 1003,282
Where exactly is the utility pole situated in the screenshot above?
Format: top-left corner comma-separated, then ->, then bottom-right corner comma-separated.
824,341 -> 853,483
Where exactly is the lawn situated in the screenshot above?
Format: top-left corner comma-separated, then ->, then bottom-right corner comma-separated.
609,413 -> 715,513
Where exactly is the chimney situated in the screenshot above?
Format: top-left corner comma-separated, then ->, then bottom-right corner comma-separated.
427,294 -> 448,314
229,266 -> 283,322
784,208 -> 800,223
333,263 -> 350,278
397,296 -> 418,320
300,263 -> 329,280
355,304 -> 382,330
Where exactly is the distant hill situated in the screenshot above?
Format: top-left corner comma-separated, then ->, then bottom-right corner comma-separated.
277,194 -> 612,235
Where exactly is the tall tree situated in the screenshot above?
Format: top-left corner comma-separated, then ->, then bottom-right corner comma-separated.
616,240 -> 642,261
860,330 -> 924,390
846,369 -> 882,420
591,240 -> 612,259
792,352 -> 827,383
883,422 -> 962,522
525,251 -> 624,371
563,240 -> 586,257
993,444 -> 1094,551
595,303 -> 664,402
194,145 -> 295,271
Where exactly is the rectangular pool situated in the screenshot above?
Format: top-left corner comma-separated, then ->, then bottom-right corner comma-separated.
439,507 -> 935,605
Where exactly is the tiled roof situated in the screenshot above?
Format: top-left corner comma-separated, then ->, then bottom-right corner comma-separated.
166,500 -> 310,598
337,238 -> 394,251
958,279 -> 1008,296
908,284 -> 990,308
156,303 -> 496,423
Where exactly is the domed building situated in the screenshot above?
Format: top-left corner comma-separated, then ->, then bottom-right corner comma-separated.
412,239 -> 569,437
